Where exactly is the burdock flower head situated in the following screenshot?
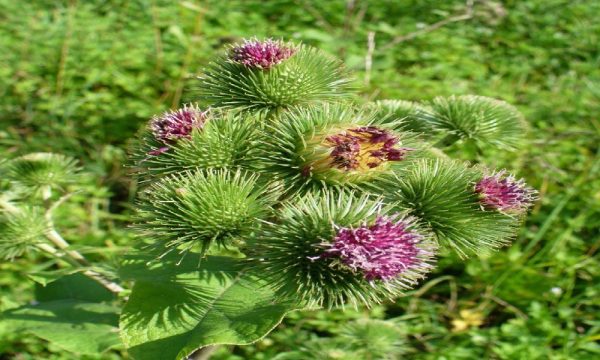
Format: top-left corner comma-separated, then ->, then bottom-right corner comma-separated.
253,191 -> 436,308
475,171 -> 536,213
150,104 -> 208,144
230,38 -> 296,69
325,215 -> 432,281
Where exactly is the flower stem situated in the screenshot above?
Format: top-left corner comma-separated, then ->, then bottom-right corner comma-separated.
44,226 -> 89,265
0,198 -> 20,215
82,269 -> 125,294
1,191 -> 124,294
43,192 -> 125,293
36,241 -> 125,294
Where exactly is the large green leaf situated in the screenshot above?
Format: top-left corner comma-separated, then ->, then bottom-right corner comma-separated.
119,254 -> 295,360
0,274 -> 120,355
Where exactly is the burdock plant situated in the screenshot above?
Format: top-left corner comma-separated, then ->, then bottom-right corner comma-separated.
0,38 -> 536,360
195,38 -> 352,116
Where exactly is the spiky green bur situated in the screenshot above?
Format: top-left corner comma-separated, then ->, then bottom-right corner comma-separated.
250,191 -> 435,309
4,153 -> 79,191
337,319 -> 407,359
132,110 -> 265,179
0,207 -> 47,260
382,159 -> 520,257
194,40 -> 353,115
284,319 -> 406,360
263,104 -> 419,194
428,95 -> 527,150
370,99 -> 437,136
135,169 -> 280,259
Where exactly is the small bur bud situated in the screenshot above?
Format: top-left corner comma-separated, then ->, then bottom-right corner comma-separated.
150,104 -> 207,143
230,39 -> 296,69
148,104 -> 208,156
324,215 -> 432,281
475,171 -> 536,213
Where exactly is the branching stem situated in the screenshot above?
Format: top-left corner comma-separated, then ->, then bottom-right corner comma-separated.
36,191 -> 126,294
36,242 -> 125,294
82,269 -> 125,294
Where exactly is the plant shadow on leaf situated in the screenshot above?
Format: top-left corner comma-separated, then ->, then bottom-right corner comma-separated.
2,300 -> 118,327
119,252 -> 296,360
0,273 -> 121,354
34,272 -> 116,303
119,252 -> 239,329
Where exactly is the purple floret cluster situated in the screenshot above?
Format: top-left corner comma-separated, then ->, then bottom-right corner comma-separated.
475,171 -> 536,212
150,105 -> 207,143
325,216 -> 430,281
326,126 -> 412,171
230,39 -> 296,69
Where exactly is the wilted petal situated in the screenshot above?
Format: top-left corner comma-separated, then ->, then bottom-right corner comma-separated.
323,126 -> 411,172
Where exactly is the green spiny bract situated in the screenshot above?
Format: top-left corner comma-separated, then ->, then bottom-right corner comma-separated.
427,95 -> 527,150
0,207 -> 47,260
370,99 -> 438,136
194,40 -> 353,116
3,153 -> 80,192
132,109 -> 265,180
381,159 -> 521,257
249,190 -> 435,309
135,169 -> 281,259
261,103 -> 421,195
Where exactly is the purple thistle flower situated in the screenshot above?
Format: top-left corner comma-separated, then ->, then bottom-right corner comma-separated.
150,104 -> 207,143
324,126 -> 412,171
475,171 -> 536,212
230,39 -> 296,69
325,216 -> 431,281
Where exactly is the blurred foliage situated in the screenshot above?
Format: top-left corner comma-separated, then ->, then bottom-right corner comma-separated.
0,0 -> 599,359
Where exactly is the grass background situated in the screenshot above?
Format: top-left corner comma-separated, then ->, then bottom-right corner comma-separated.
0,0 -> 599,359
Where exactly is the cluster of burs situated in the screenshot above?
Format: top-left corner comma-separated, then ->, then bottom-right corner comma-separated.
133,38 -> 536,309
